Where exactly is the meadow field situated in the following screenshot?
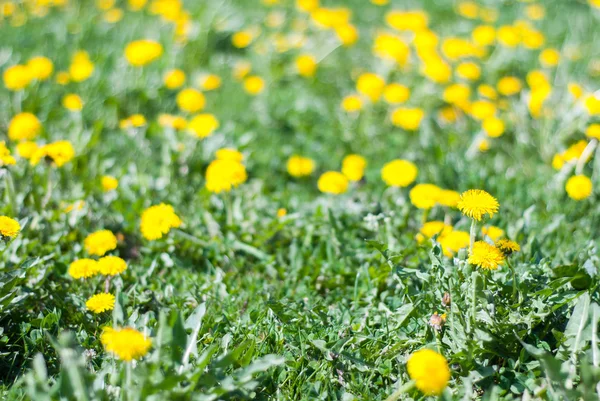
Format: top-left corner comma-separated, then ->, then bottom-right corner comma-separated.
1,0 -> 600,399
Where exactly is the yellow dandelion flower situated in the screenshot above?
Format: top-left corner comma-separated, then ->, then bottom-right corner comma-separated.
188,113 -> 219,138
407,349 -> 450,395
98,255 -> 127,276
8,113 -> 41,142
84,230 -> 118,256
341,154 -> 366,182
409,184 -> 442,209
68,259 -> 99,279
216,148 -> 244,162
86,293 -> 116,314
481,225 -> 504,241
124,39 -> 163,67
205,159 -> 248,193
457,189 -> 499,221
565,175 -> 592,200
101,175 -> 118,192
287,155 -> 315,177
0,216 -> 20,239
381,159 -> 418,187
468,241 -> 505,270
140,203 -> 182,240
438,230 -> 470,257
317,171 -> 349,195
101,327 -> 152,361
176,88 -> 205,113
437,190 -> 461,208
495,239 -> 520,256
163,69 -> 186,89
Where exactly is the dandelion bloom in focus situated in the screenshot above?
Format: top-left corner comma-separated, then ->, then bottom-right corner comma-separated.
468,241 -> 505,270
85,230 -> 118,256
317,171 -> 349,194
287,155 -> 315,177
205,159 -> 248,193
0,216 -> 20,239
98,255 -> 127,276
188,114 -> 219,138
176,88 -> 205,113
496,239 -> 520,256
68,259 -> 99,279
101,175 -> 118,192
140,203 -> 182,240
381,159 -> 418,187
565,175 -> 592,200
410,184 -> 442,209
341,154 -> 366,181
125,39 -> 163,66
86,293 -> 115,314
101,327 -> 151,361
8,113 -> 41,141
407,349 -> 450,395
457,189 -> 499,221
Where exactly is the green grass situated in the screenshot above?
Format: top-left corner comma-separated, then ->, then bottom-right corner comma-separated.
1,0 -> 600,400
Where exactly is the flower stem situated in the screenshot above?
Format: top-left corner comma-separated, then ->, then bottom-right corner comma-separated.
506,259 -> 517,301
469,219 -> 478,254
384,380 -> 416,401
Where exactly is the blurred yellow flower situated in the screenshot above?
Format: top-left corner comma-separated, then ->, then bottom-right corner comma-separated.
391,107 -> 424,130
85,230 -> 117,256
383,83 -> 410,104
296,54 -> 317,77
287,155 -> 315,177
472,25 -> 495,46
0,142 -> 16,167
540,48 -> 560,67
565,175 -> 592,200
407,349 -> 450,395
62,94 -> 84,111
101,175 -> 118,192
101,327 -> 151,361
439,230 -> 470,256
3,65 -> 31,90
386,10 -> 428,32
296,0 -> 319,12
317,171 -> 349,194
27,56 -> 53,80
497,77 -> 522,96
176,88 -> 206,112
232,30 -> 254,48
410,183 -> 442,209
216,148 -> 244,162
8,113 -> 41,141
125,39 -> 163,66
69,51 -> 95,82
199,74 -> 221,91
381,159 -> 417,187
244,76 -> 265,95
341,95 -> 363,112
482,225 -> 504,241
341,154 -> 366,182
188,113 -> 219,138
456,61 -> 481,81
16,141 -> 38,159
482,117 -> 505,138
205,159 -> 248,193
30,140 -> 75,167
163,69 -> 186,89
356,73 -> 385,102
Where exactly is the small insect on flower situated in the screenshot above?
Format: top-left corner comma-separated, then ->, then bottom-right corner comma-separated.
0,216 -> 21,240
457,189 -> 499,221
101,327 -> 152,361
98,255 -> 127,276
468,241 -> 505,270
318,171 -> 349,195
407,348 -> 451,395
68,259 -> 99,279
86,293 -> 115,314
495,239 -> 520,256
140,203 -> 182,240
84,230 -> 118,256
